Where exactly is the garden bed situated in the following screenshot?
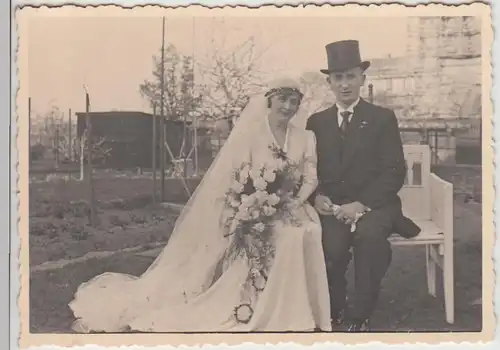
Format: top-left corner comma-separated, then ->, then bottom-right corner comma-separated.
29,176 -> 201,266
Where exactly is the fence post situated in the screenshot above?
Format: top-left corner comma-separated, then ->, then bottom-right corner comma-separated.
152,104 -> 157,204
85,92 -> 97,226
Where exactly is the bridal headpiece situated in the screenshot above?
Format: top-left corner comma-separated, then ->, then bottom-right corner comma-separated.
264,77 -> 304,100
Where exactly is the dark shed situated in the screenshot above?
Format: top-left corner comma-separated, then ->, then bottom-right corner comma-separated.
76,111 -> 191,169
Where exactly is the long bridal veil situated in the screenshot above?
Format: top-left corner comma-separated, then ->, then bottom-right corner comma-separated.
69,93 -> 273,330
134,93 -> 270,296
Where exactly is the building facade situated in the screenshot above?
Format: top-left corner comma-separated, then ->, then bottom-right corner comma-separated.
361,16 -> 482,164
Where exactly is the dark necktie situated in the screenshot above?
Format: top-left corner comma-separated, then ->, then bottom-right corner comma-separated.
339,111 -> 352,137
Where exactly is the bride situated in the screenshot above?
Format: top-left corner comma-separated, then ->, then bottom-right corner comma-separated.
69,78 -> 332,333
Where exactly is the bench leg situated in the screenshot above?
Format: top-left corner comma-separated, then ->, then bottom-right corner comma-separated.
443,243 -> 455,324
425,245 -> 437,297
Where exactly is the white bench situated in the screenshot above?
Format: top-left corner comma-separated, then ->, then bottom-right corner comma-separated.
389,144 -> 455,324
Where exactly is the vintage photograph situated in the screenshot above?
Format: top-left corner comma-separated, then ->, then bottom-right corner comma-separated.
16,2 -> 493,348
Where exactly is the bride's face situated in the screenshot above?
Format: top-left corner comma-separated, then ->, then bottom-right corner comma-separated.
268,93 -> 301,120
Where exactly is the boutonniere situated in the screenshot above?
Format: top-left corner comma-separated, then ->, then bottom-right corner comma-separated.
359,121 -> 369,129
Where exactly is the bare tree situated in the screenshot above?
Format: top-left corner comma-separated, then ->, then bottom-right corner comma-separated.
53,134 -> 78,163
139,44 -> 203,121
29,105 -> 70,166
298,72 -> 335,115
31,105 -> 81,165
40,106 -> 64,148
198,30 -> 269,121
78,130 -> 112,180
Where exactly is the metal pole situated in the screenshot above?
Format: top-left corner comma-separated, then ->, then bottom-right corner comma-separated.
368,83 -> 374,103
68,108 -> 72,162
160,16 -> 166,202
85,90 -> 97,226
28,98 -> 32,213
194,113 -> 198,175
55,124 -> 60,168
152,104 -> 157,204
28,97 -> 32,168
191,16 -> 197,177
434,130 -> 438,165
183,109 -> 188,178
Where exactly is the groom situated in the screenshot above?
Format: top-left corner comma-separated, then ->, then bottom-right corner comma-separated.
306,40 -> 420,332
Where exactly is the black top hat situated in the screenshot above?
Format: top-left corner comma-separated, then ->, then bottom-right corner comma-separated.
320,40 -> 370,74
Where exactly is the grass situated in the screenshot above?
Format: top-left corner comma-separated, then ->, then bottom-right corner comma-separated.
28,200 -> 483,334
28,168 -> 483,334
370,201 -> 483,332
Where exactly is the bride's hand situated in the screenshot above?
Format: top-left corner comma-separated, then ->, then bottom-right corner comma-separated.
286,198 -> 301,211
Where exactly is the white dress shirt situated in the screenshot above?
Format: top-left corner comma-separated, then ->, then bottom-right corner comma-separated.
336,97 -> 360,127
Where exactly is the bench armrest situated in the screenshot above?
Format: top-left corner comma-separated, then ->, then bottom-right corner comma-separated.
429,173 -> 454,242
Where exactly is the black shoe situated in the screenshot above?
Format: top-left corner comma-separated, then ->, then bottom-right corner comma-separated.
346,319 -> 371,332
331,309 -> 346,326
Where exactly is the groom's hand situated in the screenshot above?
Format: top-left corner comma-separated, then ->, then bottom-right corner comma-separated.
335,201 -> 366,223
314,194 -> 334,215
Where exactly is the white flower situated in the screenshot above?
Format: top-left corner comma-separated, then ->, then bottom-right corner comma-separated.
239,202 -> 249,212
262,169 -> 276,183
254,190 -> 268,202
240,194 -> 254,208
231,181 -> 244,193
251,210 -> 260,219
262,205 -> 277,216
235,208 -> 251,221
241,194 -> 250,202
266,193 -> 280,206
249,168 -> 262,180
253,177 -> 268,191
230,198 -> 240,208
253,222 -> 266,232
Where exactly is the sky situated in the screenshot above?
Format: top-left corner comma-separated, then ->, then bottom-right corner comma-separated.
26,13 -> 410,118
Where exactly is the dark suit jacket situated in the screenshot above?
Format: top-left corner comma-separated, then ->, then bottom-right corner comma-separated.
306,98 -> 420,238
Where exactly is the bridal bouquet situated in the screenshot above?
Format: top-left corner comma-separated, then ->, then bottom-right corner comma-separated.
220,145 -> 304,323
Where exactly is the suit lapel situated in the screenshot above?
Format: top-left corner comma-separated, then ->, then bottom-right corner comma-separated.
330,105 -> 341,138
318,105 -> 341,141
340,99 -> 369,172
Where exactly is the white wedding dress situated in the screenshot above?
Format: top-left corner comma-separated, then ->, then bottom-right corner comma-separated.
69,96 -> 332,333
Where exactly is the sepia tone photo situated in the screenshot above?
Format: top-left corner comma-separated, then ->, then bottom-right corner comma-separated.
15,2 -> 494,348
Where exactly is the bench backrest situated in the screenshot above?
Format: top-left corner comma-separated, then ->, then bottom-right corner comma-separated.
399,144 -> 431,221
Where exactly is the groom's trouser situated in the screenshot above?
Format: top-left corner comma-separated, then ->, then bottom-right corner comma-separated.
320,203 -> 398,321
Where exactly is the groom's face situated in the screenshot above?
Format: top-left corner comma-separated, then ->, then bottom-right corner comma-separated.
327,66 -> 366,106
